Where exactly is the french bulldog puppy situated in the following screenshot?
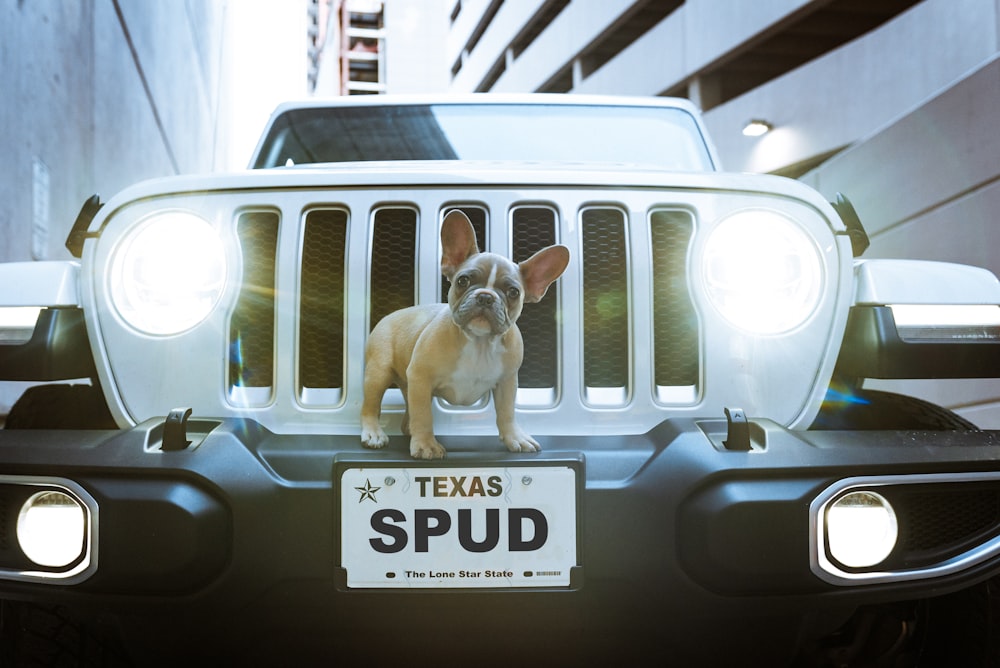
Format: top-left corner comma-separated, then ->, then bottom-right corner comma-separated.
360,209 -> 570,459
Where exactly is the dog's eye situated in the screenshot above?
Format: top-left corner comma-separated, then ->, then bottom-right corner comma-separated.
455,275 -> 470,289
506,286 -> 521,300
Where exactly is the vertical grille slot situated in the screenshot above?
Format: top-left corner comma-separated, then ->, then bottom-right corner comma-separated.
581,208 -> 629,404
650,209 -> 699,400
229,211 -> 279,403
441,206 -> 487,303
369,208 -> 417,331
511,206 -> 559,396
299,209 -> 348,403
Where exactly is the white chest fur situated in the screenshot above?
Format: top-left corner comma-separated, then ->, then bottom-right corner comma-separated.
438,337 -> 507,405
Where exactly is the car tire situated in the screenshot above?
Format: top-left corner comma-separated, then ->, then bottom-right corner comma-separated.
4,384 -> 116,430
810,387 -> 978,431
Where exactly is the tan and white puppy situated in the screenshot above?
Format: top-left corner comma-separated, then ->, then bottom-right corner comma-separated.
360,209 -> 570,459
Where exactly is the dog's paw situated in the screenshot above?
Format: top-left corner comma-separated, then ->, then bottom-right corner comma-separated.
410,436 -> 446,460
360,423 -> 389,449
501,429 -> 541,453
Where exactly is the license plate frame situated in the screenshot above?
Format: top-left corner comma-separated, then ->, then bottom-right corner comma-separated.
335,456 -> 582,590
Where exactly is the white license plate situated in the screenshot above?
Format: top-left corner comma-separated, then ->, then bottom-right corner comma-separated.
340,466 -> 577,588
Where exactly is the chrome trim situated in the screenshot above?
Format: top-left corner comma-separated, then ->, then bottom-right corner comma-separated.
584,386 -> 628,407
0,475 -> 98,585
655,385 -> 698,404
811,472 -> 1000,586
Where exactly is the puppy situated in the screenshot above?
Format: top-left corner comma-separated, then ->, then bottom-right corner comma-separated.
360,209 -> 569,459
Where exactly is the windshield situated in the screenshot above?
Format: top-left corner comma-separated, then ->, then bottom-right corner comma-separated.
253,103 -> 715,171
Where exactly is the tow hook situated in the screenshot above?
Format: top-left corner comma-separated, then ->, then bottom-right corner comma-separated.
723,407 -> 751,451
162,407 -> 193,451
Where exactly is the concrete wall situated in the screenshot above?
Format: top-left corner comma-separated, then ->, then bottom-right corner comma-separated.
0,0 -> 305,415
1,2 -> 93,264
542,0 -> 813,98
0,0 -> 306,265
449,0 -> 816,97
0,1 -> 225,264
709,0 -> 1000,173
448,0 -> 547,91
477,1 -> 637,93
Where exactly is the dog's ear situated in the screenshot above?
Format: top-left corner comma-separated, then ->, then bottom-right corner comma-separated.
519,245 -> 570,303
441,210 -> 479,280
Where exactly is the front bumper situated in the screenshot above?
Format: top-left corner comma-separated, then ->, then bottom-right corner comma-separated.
2,418 -> 1000,663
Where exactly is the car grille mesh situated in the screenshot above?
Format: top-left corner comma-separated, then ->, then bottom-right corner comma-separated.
893,486 -> 1000,568
650,210 -> 699,387
581,208 -> 629,389
512,207 -> 559,389
228,198 -> 701,406
300,209 -> 348,390
229,211 -> 278,391
369,208 -> 417,331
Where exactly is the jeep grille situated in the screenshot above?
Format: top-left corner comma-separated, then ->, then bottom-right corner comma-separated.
227,198 -> 698,411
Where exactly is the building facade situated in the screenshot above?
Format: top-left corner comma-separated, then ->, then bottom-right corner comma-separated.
442,0 -> 1000,424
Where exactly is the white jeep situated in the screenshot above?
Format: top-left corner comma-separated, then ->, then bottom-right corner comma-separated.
1,95 -> 999,666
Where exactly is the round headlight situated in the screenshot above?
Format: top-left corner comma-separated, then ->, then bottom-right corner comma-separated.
17,490 -> 87,569
110,211 -> 227,336
702,210 -> 823,334
826,490 -> 898,569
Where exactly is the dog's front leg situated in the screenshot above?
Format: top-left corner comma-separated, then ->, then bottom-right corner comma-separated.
494,373 -> 540,453
360,363 -> 391,449
404,379 -> 446,459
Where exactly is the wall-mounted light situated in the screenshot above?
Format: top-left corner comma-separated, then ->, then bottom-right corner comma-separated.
742,119 -> 773,137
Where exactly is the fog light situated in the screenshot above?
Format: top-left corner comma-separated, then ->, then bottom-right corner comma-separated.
17,490 -> 87,568
826,491 -> 897,569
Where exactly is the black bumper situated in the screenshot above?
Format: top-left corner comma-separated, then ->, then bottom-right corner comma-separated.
2,418 -> 1000,664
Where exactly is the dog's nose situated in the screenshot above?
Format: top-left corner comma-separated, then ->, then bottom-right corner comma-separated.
476,292 -> 495,307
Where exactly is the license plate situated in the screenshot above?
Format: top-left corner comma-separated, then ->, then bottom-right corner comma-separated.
340,466 -> 577,588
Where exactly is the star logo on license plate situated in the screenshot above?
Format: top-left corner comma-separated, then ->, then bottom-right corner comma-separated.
355,479 -> 381,503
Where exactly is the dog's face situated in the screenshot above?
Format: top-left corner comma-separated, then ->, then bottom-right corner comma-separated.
440,210 -> 570,340
448,254 -> 524,338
